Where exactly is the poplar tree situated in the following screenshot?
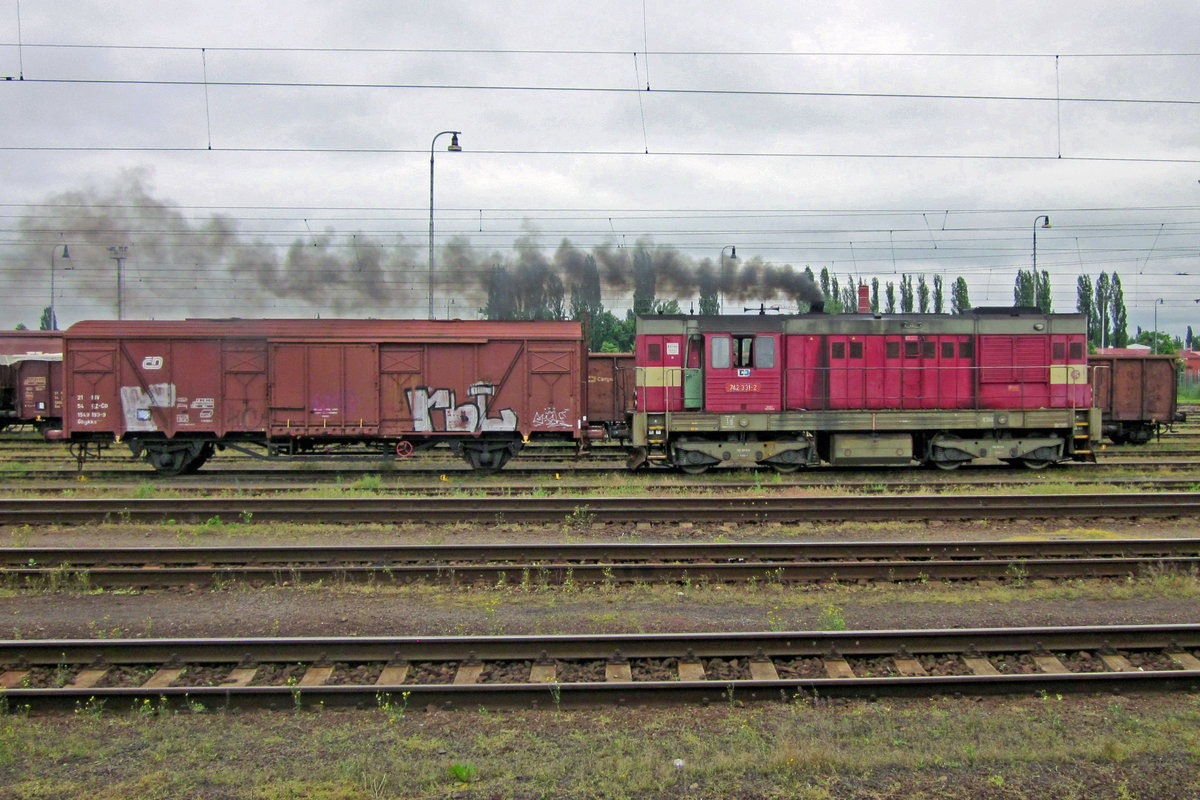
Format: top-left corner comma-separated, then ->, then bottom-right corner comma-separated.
951,277 -> 971,313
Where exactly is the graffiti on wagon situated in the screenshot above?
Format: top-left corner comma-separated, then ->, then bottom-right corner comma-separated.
406,382 -> 518,433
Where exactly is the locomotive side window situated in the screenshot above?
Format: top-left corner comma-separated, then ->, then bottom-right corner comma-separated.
711,337 -> 731,369
904,341 -> 919,359
886,342 -> 900,359
849,341 -> 863,359
922,341 -> 936,359
732,336 -> 755,368
959,341 -> 974,359
1052,342 -> 1065,360
831,342 -> 845,359
1069,342 -> 1083,360
648,343 -> 662,362
942,342 -> 954,359
754,336 -> 775,368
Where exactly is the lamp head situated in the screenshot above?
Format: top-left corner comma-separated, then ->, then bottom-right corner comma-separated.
1041,216 -> 1051,228
61,244 -> 70,259
730,246 -> 736,259
447,133 -> 462,152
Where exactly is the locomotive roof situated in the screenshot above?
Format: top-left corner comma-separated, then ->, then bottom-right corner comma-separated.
62,318 -> 584,341
636,310 -> 1086,336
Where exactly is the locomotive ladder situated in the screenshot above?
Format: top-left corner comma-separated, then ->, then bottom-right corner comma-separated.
1072,410 -> 1096,463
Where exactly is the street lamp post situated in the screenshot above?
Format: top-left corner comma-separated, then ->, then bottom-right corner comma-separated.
1032,214 -> 1051,271
718,245 -> 737,314
428,130 -> 462,320
49,244 -> 70,330
1154,298 -> 1165,354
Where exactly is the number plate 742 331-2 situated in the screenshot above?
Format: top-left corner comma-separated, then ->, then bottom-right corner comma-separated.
726,383 -> 760,392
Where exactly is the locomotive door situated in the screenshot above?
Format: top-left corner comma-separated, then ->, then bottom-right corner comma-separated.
704,333 -> 782,412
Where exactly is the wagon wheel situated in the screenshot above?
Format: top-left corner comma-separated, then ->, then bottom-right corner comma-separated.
460,441 -> 514,473
1020,458 -> 1053,470
144,445 -> 189,476
769,463 -> 802,474
678,463 -> 710,475
179,443 -> 215,474
931,458 -> 962,471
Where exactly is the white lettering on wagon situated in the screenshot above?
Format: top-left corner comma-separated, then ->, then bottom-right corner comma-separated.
405,382 -> 517,433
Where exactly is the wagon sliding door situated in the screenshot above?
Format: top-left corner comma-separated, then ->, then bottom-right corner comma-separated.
267,343 -> 380,435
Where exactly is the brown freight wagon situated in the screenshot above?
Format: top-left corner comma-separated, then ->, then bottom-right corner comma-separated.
49,319 -> 587,474
585,352 -> 634,439
1089,353 -> 1179,443
0,332 -> 63,431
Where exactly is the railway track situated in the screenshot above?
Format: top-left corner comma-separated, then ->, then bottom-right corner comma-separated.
4,471 -> 1200,497
6,538 -> 1200,588
3,625 -> 1198,711
1,491 -> 1197,525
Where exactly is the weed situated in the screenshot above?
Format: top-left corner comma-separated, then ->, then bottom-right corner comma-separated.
1006,561 -> 1028,587
816,603 -> 847,631
352,474 -> 383,492
767,605 -> 787,631
564,504 -> 595,531
448,762 -> 478,785
376,690 -> 411,723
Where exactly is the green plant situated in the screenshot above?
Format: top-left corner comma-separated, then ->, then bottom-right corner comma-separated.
376,691 -> 411,723
564,505 -> 595,531
448,762 -> 478,785
816,603 -> 847,632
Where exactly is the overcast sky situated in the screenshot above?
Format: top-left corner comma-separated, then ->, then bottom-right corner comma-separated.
2,0 -> 1198,336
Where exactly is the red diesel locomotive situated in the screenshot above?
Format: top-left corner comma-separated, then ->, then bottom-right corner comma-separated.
629,307 -> 1097,472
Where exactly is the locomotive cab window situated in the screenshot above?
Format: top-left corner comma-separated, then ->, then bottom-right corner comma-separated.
647,343 -> 662,362
942,342 -> 955,359
1069,342 -> 1083,360
904,341 -> 920,359
1052,342 -> 1065,360
886,342 -> 900,359
959,341 -> 974,359
753,335 -> 775,368
831,342 -> 845,359
710,337 -> 731,369
849,341 -> 863,359
734,336 -> 753,368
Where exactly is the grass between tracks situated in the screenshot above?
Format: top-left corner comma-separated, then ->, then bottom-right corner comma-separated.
0,694 -> 1198,799
3,571 -> 1199,638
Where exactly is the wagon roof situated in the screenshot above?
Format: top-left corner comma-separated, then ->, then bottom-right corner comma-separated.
62,318 -> 583,341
